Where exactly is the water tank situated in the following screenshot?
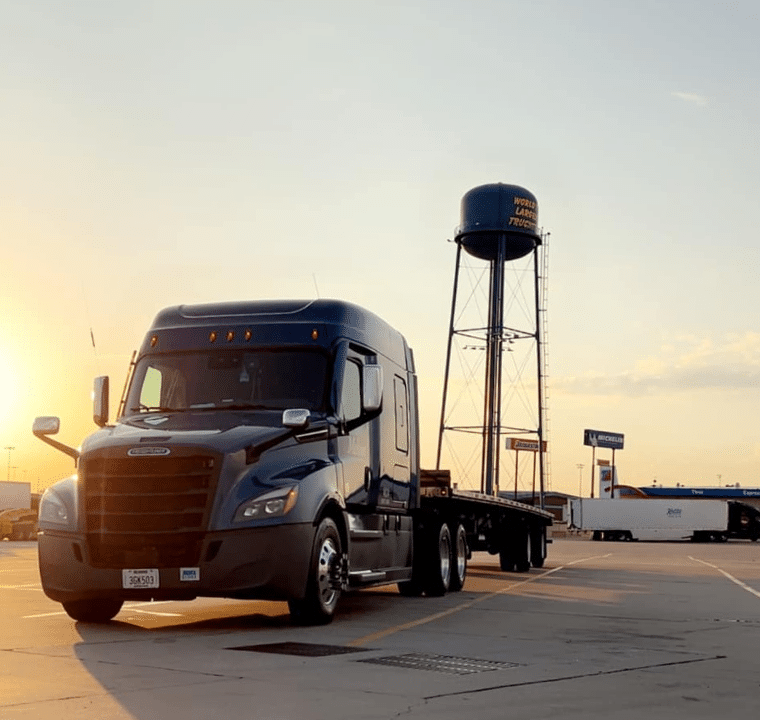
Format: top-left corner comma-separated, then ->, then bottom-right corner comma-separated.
456,183 -> 540,261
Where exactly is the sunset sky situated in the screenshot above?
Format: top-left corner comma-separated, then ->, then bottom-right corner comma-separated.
1,0 -> 759,497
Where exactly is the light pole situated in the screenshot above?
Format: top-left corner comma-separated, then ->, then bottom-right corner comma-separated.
576,463 -> 584,497
4,446 -> 14,482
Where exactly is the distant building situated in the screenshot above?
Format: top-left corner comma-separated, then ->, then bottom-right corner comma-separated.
505,491 -> 575,523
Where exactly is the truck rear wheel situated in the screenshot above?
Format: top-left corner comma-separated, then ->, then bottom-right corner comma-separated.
398,577 -> 424,596
288,518 -> 342,625
423,521 -> 451,596
62,598 -> 124,623
448,524 -> 467,591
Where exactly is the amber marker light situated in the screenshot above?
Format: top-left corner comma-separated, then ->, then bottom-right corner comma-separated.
227,331 -> 235,342
311,329 -> 319,340
209,331 -> 217,343
244,329 -> 252,341
150,336 -> 158,348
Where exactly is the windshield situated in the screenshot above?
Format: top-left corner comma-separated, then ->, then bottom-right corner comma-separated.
123,348 -> 329,416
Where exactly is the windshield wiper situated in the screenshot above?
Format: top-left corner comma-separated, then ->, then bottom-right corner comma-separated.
131,403 -> 280,414
130,405 -> 188,413
214,403 -> 275,411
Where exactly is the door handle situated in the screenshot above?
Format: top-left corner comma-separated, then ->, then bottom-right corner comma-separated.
364,467 -> 372,491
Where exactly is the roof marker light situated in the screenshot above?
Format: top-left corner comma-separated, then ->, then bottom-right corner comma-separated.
311,329 -> 318,340
150,336 -> 158,348
227,331 -> 235,342
209,331 -> 217,343
245,330 -> 252,341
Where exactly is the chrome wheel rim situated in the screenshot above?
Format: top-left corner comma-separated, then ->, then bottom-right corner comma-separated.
439,533 -> 451,586
456,532 -> 466,580
316,536 -> 339,610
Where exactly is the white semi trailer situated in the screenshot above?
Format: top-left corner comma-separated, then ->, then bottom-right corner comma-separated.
0,481 -> 31,511
568,498 -> 760,542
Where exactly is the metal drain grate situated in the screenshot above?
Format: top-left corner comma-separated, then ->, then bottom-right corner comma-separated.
358,652 -> 520,675
228,642 -> 367,657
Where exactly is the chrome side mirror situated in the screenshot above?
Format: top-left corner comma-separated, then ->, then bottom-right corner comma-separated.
32,416 -> 79,462
33,416 -> 60,436
362,365 -> 383,413
282,408 -> 310,428
93,376 -> 109,427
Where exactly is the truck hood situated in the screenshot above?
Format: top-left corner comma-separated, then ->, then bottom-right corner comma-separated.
80,416 -> 304,458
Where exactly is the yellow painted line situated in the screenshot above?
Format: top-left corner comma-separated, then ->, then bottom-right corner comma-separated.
127,608 -> 183,617
689,556 -> 760,599
348,553 -> 612,647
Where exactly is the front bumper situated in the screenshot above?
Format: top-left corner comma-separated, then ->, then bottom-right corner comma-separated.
38,523 -> 315,604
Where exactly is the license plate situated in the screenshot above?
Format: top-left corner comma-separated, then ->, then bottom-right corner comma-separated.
122,569 -> 160,589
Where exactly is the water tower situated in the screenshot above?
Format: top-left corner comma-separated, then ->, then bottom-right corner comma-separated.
436,183 -> 548,502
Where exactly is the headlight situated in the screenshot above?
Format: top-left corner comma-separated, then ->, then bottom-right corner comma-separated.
233,485 -> 298,523
38,491 -> 70,526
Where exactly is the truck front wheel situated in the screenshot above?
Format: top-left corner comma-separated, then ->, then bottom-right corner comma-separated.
288,518 -> 342,625
62,598 -> 124,623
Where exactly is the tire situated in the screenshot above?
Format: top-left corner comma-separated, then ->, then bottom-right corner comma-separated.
398,577 -> 424,596
398,522 -> 427,597
514,529 -> 531,573
448,524 -> 467,592
62,598 -> 124,623
499,544 -> 515,572
530,528 -> 546,568
423,521 -> 451,596
288,518 -> 342,625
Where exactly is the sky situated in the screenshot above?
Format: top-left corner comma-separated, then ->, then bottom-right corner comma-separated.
1,0 -> 759,497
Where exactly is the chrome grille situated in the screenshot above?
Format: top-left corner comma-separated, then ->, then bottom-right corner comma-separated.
81,452 -> 217,569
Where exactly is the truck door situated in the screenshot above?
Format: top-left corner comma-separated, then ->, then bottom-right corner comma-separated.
337,349 -> 392,573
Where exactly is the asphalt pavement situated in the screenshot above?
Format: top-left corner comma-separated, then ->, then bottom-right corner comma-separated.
2,537 -> 759,719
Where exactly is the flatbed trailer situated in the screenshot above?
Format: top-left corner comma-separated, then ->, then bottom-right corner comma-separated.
34,299 -> 552,624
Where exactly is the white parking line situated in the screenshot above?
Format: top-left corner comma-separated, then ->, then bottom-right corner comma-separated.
690,556 -> 760,599
24,600 -> 184,619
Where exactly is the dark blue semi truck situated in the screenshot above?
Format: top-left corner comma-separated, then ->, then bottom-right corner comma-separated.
33,298 -> 552,624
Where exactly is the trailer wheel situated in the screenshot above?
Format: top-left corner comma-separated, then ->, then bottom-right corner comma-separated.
514,529 -> 531,573
288,518 -> 342,625
423,521 -> 451,596
448,524 -> 467,592
530,528 -> 546,568
62,598 -> 123,623
499,539 -> 515,571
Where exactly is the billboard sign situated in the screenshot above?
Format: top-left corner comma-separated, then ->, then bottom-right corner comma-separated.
506,438 -> 547,452
583,429 -> 624,450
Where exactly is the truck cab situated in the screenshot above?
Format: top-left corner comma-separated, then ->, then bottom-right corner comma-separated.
34,299 -> 419,624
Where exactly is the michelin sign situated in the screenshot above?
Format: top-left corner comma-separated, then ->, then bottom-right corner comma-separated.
583,429 -> 624,450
